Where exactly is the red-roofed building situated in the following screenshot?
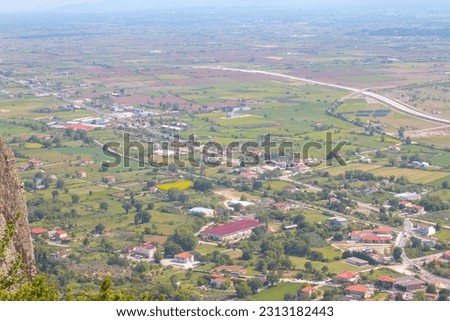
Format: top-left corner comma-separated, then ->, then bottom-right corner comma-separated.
103,176 -> 116,184
426,293 -> 438,301
28,159 -> 44,167
271,202 -> 289,211
240,172 -> 258,184
377,276 -> 396,289
77,170 -> 87,178
345,285 -> 372,300
336,271 -> 360,283
31,227 -> 47,237
349,228 -> 393,243
174,252 -> 194,264
55,230 -> 67,241
63,123 -> 95,131
361,235 -> 392,243
210,276 -> 228,289
373,227 -> 392,234
200,219 -> 263,241
214,265 -> 247,276
442,251 -> 450,260
134,243 -> 156,259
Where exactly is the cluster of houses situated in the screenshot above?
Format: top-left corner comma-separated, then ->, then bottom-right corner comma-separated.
399,200 -> 425,215
348,227 -> 393,244
334,270 -> 428,300
122,242 -> 156,259
31,227 -> 69,243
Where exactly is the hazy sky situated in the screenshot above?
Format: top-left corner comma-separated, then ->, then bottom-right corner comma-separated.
0,0 -> 443,13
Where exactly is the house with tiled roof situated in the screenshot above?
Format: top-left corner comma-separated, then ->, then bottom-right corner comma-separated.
345,285 -> 372,300
214,265 -> 247,276
31,227 -> 47,238
55,230 -> 68,242
174,252 -> 194,264
336,271 -> 360,283
442,251 -> 450,260
134,243 -> 156,259
377,276 -> 396,289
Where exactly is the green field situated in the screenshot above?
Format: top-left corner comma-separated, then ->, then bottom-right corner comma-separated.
250,282 -> 300,301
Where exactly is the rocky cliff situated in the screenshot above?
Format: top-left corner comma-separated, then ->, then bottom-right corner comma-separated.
0,138 -> 36,284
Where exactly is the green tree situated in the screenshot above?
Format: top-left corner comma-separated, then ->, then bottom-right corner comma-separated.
267,274 -> 280,286
171,226 -> 197,251
248,278 -> 263,294
154,249 -> 163,263
51,190 -> 59,200
71,194 -> 80,204
122,202 -> 132,214
100,202 -> 109,211
393,247 -> 403,262
234,281 -> 251,298
56,178 -> 65,189
95,224 -> 105,234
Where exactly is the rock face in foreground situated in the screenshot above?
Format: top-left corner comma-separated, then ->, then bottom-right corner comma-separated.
0,138 -> 36,282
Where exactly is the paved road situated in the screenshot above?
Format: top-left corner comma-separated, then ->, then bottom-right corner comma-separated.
196,66 -> 450,125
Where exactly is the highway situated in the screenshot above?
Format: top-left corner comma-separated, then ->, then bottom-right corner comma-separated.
196,66 -> 450,125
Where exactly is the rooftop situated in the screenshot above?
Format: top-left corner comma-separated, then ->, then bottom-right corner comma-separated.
202,219 -> 263,237
378,276 -> 396,283
31,227 -> 47,234
345,285 -> 369,293
337,271 -> 359,280
175,252 -> 193,259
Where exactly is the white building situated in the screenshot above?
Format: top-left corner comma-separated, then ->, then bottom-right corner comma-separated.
416,224 -> 436,236
188,207 -> 215,217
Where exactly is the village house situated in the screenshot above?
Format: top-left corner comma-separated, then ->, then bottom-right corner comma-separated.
55,230 -> 68,242
377,276 -> 396,289
298,286 -> 318,299
77,171 -> 87,178
31,227 -> 47,238
148,186 -> 158,194
441,251 -> 450,260
400,201 -> 425,215
328,217 -> 348,226
416,224 -> 436,236
133,243 -> 156,259
336,271 -> 360,283
345,285 -> 373,300
174,252 -> 194,264
28,159 -> 44,167
288,163 -> 311,174
80,159 -> 94,166
240,172 -> 258,184
200,219 -> 263,242
103,176 -> 116,184
271,202 -> 290,211
214,265 -> 247,276
210,275 -> 228,289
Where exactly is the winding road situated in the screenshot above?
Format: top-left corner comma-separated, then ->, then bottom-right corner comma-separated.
195,66 -> 450,125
